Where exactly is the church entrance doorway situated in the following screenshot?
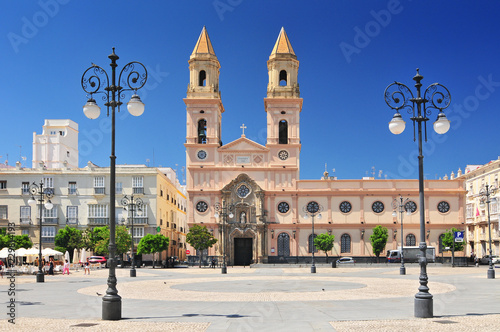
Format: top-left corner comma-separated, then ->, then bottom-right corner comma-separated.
234,238 -> 252,266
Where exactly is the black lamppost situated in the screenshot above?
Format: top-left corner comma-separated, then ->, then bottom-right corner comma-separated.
479,184 -> 497,279
81,48 -> 147,320
214,201 -> 234,274
121,194 -> 143,278
28,181 -> 54,283
384,69 -> 451,318
303,201 -> 323,274
392,195 -> 411,275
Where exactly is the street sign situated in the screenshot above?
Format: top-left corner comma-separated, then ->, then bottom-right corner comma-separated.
156,226 -> 161,233
186,250 -> 190,255
454,231 -> 464,242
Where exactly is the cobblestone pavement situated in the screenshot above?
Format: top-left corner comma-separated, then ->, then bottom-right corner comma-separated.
1,264 -> 499,331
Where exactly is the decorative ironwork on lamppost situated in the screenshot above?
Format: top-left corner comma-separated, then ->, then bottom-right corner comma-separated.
27,181 -> 54,283
214,201 -> 234,274
392,195 -> 412,275
81,48 -> 147,320
303,201 -> 323,274
479,184 -> 497,279
121,195 -> 143,278
384,69 -> 451,318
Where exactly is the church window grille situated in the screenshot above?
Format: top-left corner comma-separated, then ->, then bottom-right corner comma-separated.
341,234 -> 351,253
279,120 -> 288,144
406,234 -> 416,246
199,70 -> 206,86
277,233 -> 290,257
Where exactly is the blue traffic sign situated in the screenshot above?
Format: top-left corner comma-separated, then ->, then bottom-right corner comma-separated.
454,231 -> 464,242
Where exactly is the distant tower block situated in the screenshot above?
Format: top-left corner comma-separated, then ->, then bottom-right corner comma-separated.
32,119 -> 79,169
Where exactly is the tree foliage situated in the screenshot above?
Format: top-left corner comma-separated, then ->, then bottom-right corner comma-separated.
186,225 -> 217,267
370,225 -> 388,259
137,234 -> 170,267
93,225 -> 132,256
314,233 -> 335,263
137,234 -> 170,255
54,226 -> 83,255
13,235 -> 33,250
441,227 -> 465,252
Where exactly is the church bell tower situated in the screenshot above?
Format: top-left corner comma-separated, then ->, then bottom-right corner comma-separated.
265,27 -> 302,177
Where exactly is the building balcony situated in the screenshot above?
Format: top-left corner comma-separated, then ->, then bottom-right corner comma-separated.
133,187 -> 144,194
38,217 -> 59,225
131,217 -> 148,225
66,218 -> 78,225
20,218 -> 32,226
88,217 -> 109,226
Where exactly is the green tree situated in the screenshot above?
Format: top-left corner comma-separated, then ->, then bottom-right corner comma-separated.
137,234 -> 170,268
0,228 -> 10,248
441,227 -> 465,252
314,233 -> 335,263
13,234 -> 33,250
94,225 -> 132,256
54,226 -> 83,256
370,225 -> 388,262
186,225 -> 217,268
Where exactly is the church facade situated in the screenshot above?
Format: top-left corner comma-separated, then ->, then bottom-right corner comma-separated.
185,27 -> 466,265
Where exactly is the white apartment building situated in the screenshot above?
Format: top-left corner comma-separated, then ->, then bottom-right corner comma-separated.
459,158 -> 500,257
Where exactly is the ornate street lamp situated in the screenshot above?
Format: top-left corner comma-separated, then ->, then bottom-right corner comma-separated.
121,195 -> 143,278
392,195 -> 412,275
479,184 -> 497,279
81,48 -> 147,320
303,201 -> 323,274
384,69 -> 451,318
214,201 -> 234,274
27,181 -> 54,283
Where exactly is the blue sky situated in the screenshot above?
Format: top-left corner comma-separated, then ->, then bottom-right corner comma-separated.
1,1 -> 499,183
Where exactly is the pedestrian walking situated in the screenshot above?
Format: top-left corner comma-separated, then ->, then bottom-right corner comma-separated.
84,258 -> 90,275
48,257 -> 54,276
0,259 -> 4,278
63,259 -> 70,275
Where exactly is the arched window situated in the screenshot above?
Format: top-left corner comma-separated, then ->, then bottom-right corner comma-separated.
341,234 -> 351,253
406,234 -> 416,246
198,70 -> 206,86
197,119 -> 207,144
277,233 -> 290,257
438,233 -> 445,253
279,70 -> 287,86
308,234 -> 317,253
279,120 -> 288,144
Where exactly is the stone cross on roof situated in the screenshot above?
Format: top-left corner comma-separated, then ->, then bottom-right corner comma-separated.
240,124 -> 247,136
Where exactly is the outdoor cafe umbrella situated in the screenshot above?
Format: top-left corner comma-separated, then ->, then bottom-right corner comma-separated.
42,248 -> 64,258
64,251 -> 70,263
72,248 -> 79,264
25,247 -> 39,264
80,248 -> 87,263
0,247 -> 11,259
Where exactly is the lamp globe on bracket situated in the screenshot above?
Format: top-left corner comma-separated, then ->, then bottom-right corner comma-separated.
389,112 -> 406,135
127,94 -> 145,117
83,98 -> 101,120
433,111 -> 451,134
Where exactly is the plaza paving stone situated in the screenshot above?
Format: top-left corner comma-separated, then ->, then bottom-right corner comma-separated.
0,264 -> 499,331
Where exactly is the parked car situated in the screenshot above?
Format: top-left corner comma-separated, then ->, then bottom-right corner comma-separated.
479,255 -> 499,265
88,256 -> 107,265
336,257 -> 355,264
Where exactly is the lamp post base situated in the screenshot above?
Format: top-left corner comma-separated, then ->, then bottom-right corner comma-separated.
414,297 -> 433,318
36,271 -> 44,283
487,268 -> 495,279
130,268 -> 136,278
400,266 -> 406,275
102,296 -> 122,320
311,265 -> 316,274
221,266 -> 227,274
